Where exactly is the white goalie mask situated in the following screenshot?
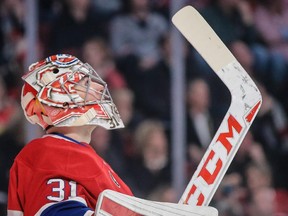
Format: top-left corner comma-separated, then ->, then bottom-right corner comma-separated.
21,54 -> 124,130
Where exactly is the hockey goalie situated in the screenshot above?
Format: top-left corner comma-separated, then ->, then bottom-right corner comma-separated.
7,5 -> 261,216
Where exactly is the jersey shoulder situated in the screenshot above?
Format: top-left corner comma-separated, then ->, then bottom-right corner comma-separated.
16,134 -> 104,177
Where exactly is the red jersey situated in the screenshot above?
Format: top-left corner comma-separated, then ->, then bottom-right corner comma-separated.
7,133 -> 133,216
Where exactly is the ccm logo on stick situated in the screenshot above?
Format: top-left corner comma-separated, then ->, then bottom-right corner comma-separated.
184,114 -> 242,205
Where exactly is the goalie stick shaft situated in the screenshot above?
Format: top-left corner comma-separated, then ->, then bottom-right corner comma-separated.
172,6 -> 262,206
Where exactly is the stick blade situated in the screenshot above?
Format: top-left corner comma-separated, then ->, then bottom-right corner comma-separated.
172,6 -> 235,72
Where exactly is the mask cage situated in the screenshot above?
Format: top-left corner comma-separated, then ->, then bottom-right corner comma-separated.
61,63 -> 113,107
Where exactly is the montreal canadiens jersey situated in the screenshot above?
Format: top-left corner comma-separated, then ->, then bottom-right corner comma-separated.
7,133 -> 133,216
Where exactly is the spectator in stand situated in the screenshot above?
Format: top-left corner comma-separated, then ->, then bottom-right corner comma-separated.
90,126 -> 128,180
251,81 -> 288,189
90,110 -> 143,185
248,187 -> 276,216
111,88 -> 136,127
45,0 -> 107,57
110,0 -> 169,74
244,163 -> 288,216
253,0 -> 288,101
213,173 -> 245,216
227,131 -> 267,177
90,126 -> 111,159
186,78 -> 214,148
1,0 -> 27,65
244,136 -> 288,216
253,0 -> 288,61
0,76 -> 22,135
185,78 -> 217,175
82,37 -> 127,91
109,88 -> 143,179
0,0 -> 32,99
245,162 -> 273,193
107,3 -> 175,125
127,119 -> 171,198
127,34 -> 172,123
0,75 -> 23,215
110,1 -> 170,122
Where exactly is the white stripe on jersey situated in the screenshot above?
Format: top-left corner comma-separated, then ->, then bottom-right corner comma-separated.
7,210 -> 24,216
84,210 -> 94,216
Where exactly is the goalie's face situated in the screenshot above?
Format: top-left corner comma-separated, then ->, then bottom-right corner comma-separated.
21,54 -> 124,130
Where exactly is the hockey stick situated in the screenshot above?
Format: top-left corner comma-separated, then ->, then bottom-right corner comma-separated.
172,6 -> 262,206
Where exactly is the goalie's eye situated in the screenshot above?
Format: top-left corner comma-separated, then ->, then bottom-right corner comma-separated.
77,76 -> 90,87
85,78 -> 90,86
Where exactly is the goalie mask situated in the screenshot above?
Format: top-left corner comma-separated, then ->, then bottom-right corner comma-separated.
21,54 -> 124,130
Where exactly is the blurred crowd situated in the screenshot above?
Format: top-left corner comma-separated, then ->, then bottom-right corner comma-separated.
1,0 -> 288,215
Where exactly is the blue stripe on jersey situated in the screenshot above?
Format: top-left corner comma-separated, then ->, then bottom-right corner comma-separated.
40,200 -> 93,216
50,133 -> 87,146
